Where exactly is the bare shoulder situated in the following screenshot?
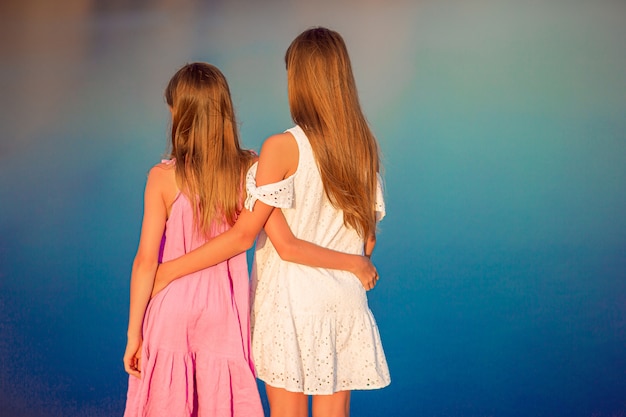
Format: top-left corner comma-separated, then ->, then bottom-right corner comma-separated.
259,132 -> 298,177
148,161 -> 175,181
146,161 -> 178,205
153,158 -> 176,171
261,132 -> 297,154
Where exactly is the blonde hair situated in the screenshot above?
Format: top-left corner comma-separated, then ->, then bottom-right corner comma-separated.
285,27 -> 380,239
165,63 -> 254,236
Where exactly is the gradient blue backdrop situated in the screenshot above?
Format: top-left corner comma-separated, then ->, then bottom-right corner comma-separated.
1,1 -> 624,416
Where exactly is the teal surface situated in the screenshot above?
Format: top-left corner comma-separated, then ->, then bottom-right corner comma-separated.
1,1 -> 624,416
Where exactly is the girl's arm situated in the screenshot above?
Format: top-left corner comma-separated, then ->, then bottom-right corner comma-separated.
151,132 -> 379,294
263,209 -> 379,290
152,133 -> 294,295
123,166 -> 169,378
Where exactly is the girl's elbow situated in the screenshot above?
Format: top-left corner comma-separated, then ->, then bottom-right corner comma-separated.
132,254 -> 159,272
234,229 -> 257,253
273,241 -> 296,262
243,236 -> 256,252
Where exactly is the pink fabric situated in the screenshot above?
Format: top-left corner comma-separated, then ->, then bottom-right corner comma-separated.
124,192 -> 263,417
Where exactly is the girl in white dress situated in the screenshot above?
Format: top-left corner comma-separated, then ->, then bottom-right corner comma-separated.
154,27 -> 389,417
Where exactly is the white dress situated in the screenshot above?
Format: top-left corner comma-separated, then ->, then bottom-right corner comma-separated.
245,125 -> 391,395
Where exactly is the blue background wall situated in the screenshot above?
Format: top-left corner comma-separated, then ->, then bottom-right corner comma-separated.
0,1 -> 624,416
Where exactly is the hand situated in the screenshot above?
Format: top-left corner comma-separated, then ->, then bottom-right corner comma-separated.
123,335 -> 143,379
353,256 -> 379,291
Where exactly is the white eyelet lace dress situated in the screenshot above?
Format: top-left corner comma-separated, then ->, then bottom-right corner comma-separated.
245,125 -> 391,395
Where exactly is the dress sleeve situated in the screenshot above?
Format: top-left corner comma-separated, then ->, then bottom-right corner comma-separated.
244,162 -> 294,211
375,173 -> 386,222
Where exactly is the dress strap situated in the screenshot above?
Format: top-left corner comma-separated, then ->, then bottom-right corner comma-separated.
244,162 -> 294,211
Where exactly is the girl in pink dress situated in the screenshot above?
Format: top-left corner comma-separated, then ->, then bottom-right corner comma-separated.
122,63 -> 264,417
122,62 -> 376,417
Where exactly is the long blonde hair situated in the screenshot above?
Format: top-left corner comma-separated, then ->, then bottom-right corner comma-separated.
165,63 -> 254,236
285,27 -> 381,239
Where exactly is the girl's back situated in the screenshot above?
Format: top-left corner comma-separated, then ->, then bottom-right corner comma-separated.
144,162 -> 250,359
125,160 -> 262,417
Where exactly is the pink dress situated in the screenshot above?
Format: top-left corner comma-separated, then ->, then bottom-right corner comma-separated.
124,189 -> 263,417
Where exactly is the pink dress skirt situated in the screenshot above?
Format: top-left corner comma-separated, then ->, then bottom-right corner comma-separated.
124,191 -> 263,417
